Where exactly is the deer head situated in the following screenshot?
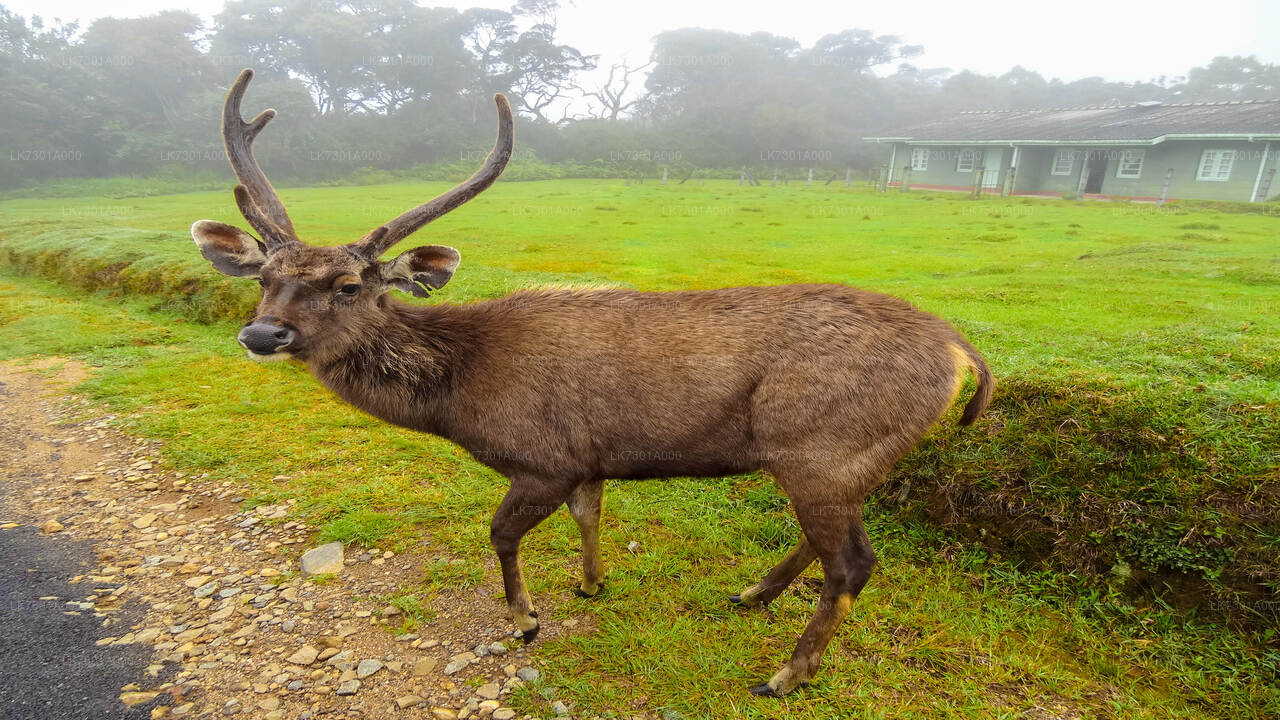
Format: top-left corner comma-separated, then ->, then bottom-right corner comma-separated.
192,69 -> 514,362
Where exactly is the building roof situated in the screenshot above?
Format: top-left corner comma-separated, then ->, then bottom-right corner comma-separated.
864,99 -> 1280,144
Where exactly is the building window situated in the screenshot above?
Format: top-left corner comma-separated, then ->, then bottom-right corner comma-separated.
910,148 -> 929,171
956,149 -> 982,173
1050,149 -> 1075,175
1196,149 -> 1235,181
1116,150 -> 1144,179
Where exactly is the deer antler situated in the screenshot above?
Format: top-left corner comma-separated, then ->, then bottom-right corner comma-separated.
349,94 -> 514,261
223,69 -> 298,251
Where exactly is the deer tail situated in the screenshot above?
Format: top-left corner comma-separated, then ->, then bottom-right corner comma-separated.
956,340 -> 994,426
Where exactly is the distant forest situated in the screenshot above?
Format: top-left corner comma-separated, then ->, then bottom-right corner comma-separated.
4,0 -> 1279,189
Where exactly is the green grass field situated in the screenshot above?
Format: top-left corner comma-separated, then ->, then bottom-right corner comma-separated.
1,180 -> 1277,718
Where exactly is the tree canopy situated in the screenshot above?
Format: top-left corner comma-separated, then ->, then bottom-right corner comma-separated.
1,0 -> 1276,188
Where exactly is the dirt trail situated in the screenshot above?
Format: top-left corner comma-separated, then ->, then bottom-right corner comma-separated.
0,360 -> 582,720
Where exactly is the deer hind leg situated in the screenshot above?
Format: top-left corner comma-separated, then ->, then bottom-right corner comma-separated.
566,480 -> 605,598
747,446 -> 893,697
752,508 -> 876,697
490,477 -> 574,642
730,534 -> 817,608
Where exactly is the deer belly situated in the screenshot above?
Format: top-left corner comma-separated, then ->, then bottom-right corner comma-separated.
603,452 -> 755,480
591,406 -> 756,479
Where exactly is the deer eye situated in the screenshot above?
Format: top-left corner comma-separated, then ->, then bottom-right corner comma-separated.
336,283 -> 361,297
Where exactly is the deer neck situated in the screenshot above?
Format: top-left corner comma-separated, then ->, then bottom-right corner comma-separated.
307,297 -> 475,433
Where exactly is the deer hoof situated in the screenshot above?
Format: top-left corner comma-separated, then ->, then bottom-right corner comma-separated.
571,583 -> 604,599
519,623 -> 540,644
729,594 -> 764,610
749,680 -> 806,697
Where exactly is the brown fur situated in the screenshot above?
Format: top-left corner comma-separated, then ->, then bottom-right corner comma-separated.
300,282 -> 986,485
194,70 -> 993,696
225,244 -> 993,694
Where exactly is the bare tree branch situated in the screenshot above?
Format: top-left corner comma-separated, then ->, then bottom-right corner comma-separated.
577,60 -> 652,121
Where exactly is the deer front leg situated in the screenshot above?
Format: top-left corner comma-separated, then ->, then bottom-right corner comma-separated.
490,478 -> 573,642
567,481 -> 605,598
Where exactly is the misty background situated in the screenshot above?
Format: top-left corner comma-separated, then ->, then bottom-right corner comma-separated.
3,0 -> 1279,190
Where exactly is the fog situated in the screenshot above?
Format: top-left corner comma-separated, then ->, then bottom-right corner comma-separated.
3,0 -> 1277,189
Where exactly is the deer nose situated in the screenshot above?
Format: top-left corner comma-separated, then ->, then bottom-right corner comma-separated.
237,322 -> 296,355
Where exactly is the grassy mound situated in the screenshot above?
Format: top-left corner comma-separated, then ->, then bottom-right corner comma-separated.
1,226 -> 257,323
888,374 -> 1279,625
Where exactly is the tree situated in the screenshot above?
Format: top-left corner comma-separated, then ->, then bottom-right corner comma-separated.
459,6 -> 517,97
0,7 -> 104,183
213,0 -> 376,117
359,3 -> 473,114
809,29 -> 922,73
76,12 -> 210,124
503,0 -> 596,123
1176,56 -> 1280,100
579,61 -> 652,121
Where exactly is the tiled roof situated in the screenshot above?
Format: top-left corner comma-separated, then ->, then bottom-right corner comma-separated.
865,99 -> 1280,142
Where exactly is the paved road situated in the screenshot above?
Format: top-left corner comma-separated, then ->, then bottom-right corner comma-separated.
0,521 -> 163,720
0,373 -> 160,720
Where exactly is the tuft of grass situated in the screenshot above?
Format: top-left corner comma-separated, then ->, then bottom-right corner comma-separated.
385,593 -> 438,629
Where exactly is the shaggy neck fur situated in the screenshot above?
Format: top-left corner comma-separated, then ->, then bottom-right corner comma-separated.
307,295 -> 480,434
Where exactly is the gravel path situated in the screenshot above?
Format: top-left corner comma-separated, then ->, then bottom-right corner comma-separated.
0,371 -> 160,720
0,360 -> 573,720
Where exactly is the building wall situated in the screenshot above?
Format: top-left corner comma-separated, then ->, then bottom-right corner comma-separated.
1011,147 -> 1047,193
890,141 -> 1280,201
1016,141 -> 1277,201
892,143 -> 1006,192
1104,141 -> 1262,200
1015,147 -> 1080,194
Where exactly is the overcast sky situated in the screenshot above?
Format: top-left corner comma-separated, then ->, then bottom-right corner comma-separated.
9,0 -> 1279,85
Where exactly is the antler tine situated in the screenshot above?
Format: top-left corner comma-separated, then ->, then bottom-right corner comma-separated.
350,93 -> 515,261
223,69 -> 298,250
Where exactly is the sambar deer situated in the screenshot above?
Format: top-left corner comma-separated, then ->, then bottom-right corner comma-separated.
192,69 -> 993,696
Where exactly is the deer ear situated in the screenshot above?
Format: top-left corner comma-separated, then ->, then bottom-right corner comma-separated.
191,220 -> 268,277
381,245 -> 461,297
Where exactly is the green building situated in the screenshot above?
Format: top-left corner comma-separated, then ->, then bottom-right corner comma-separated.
864,100 -> 1280,202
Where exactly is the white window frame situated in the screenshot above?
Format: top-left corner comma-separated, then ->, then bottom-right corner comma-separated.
955,149 -> 982,173
1050,149 -> 1075,176
910,147 -> 929,171
1196,149 -> 1235,182
1115,149 -> 1144,179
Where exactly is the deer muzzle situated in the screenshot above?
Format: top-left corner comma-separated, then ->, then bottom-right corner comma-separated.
238,320 -> 297,358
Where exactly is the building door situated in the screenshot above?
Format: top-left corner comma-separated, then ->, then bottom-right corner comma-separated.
1083,152 -> 1108,193
981,147 -> 1004,189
